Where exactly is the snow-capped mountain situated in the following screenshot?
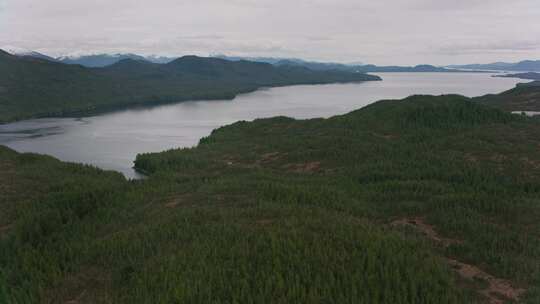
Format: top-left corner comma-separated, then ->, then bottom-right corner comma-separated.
1,46 -> 57,62
57,53 -> 177,67
1,46 -> 178,67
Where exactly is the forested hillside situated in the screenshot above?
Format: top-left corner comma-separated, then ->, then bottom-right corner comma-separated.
0,50 -> 380,123
2,92 -> 540,303
475,81 -> 540,111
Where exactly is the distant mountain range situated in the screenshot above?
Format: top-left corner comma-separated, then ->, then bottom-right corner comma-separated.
5,46 -> 539,73
214,55 -> 363,71
1,46 -> 58,62
448,60 -> 540,72
1,46 -> 177,67
0,49 -> 380,123
57,53 -> 177,67
3,47 -> 486,72
216,55 -> 479,73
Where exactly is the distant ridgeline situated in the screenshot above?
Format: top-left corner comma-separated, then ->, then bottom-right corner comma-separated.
215,55 -> 481,73
449,60 -> 540,72
2,85 -> 540,303
0,49 -> 380,123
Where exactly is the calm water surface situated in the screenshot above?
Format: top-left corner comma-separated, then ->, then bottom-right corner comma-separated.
0,73 -> 523,178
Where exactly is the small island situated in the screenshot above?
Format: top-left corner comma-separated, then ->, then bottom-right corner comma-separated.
494,72 -> 540,80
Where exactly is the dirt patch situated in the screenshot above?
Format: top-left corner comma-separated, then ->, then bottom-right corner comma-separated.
284,161 -> 322,173
391,217 -> 461,247
221,154 -> 238,165
222,152 -> 285,168
520,157 -> 540,169
0,224 -> 11,232
490,154 -> 508,162
372,132 -> 397,140
260,152 -> 281,163
163,194 -> 195,208
391,217 -> 525,303
0,224 -> 12,238
64,290 -> 87,304
447,259 -> 525,304
464,153 -> 478,163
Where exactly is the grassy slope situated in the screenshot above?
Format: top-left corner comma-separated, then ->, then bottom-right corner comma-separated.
2,94 -> 540,303
0,51 -> 380,123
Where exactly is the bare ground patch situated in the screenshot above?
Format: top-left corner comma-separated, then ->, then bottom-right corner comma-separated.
448,258 -> 526,304
391,217 -> 525,303
372,132 -> 398,140
0,223 -> 12,238
259,152 -> 282,163
391,217 -> 461,247
283,161 -> 322,173
163,194 -> 197,208
222,152 -> 286,169
520,157 -> 540,170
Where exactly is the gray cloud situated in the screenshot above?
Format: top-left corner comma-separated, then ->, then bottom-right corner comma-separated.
1,0 -> 539,65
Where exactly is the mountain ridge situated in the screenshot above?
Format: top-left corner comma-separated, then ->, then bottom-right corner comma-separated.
217,55 -> 482,73
57,53 -> 177,67
0,50 -> 380,123
449,60 -> 540,72
2,47 -> 495,71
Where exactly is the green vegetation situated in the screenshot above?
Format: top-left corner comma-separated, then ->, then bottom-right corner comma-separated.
475,81 -> 540,111
0,50 -> 380,123
2,90 -> 540,303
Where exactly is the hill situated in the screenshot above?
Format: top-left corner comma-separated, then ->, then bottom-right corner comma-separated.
475,81 -> 540,111
2,88 -> 540,303
216,55 -> 358,70
0,50 -> 380,123
217,55 -> 476,73
449,60 -> 540,72
275,60 -> 462,73
351,64 -> 466,73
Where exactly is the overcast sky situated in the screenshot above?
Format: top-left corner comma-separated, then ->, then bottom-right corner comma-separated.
1,0 -> 539,65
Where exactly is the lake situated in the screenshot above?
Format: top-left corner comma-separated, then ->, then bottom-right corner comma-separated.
0,72 -> 523,178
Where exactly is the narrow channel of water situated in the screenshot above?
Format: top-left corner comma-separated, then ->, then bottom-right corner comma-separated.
0,72 -> 523,178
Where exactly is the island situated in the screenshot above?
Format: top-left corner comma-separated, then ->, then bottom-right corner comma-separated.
494,72 -> 540,81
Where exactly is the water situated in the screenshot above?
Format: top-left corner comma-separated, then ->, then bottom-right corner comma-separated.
511,111 -> 540,117
0,73 -> 523,178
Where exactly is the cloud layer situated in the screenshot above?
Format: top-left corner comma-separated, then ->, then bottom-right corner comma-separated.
1,0 -> 539,64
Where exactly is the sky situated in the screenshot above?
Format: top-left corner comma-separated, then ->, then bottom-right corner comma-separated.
1,0 -> 539,65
